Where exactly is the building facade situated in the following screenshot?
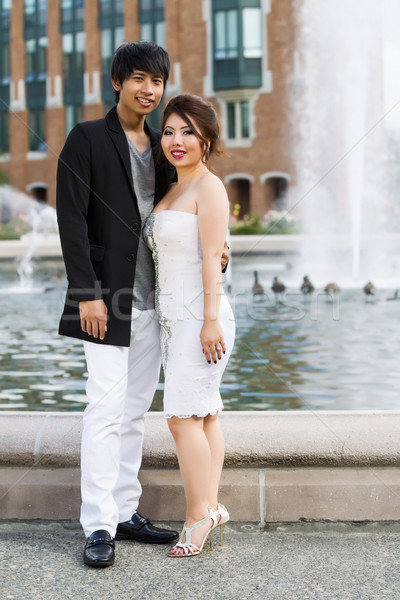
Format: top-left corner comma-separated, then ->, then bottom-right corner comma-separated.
0,0 -> 294,213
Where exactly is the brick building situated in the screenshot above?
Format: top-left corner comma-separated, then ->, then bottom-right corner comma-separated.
0,0 -> 294,214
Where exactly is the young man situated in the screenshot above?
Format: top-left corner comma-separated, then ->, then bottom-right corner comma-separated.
56,41 -> 179,568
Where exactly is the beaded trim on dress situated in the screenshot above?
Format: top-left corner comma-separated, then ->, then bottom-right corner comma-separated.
145,213 -> 172,369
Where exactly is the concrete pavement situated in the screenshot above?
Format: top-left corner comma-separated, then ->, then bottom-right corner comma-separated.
1,520 -> 400,600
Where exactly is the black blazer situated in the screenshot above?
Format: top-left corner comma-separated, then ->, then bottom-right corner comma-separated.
56,107 -> 176,347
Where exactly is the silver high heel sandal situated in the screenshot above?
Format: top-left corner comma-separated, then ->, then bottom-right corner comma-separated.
169,508 -> 218,558
211,503 -> 229,546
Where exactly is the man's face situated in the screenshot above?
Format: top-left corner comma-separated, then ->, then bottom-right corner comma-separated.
113,70 -> 164,116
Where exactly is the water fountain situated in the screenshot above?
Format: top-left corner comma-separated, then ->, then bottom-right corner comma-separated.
289,0 -> 400,287
0,186 -> 59,293
1,3 -> 400,412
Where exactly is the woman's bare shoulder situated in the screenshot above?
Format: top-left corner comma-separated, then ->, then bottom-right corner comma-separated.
197,172 -> 228,201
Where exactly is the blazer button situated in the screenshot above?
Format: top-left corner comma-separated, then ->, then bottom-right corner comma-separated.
127,253 -> 135,262
130,222 -> 139,231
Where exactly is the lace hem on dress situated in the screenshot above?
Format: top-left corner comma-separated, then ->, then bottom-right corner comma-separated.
164,408 -> 222,419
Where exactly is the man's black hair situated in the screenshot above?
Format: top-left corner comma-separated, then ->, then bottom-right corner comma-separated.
111,41 -> 170,103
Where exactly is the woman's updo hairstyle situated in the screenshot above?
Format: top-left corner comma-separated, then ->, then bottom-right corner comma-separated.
161,94 -> 223,165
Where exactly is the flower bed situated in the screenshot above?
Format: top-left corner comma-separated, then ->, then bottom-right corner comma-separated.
230,208 -> 300,235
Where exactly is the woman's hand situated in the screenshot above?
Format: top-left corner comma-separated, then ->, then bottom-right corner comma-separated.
201,319 -> 226,364
221,241 -> 229,272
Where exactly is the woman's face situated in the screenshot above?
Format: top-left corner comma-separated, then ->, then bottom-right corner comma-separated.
161,112 -> 205,169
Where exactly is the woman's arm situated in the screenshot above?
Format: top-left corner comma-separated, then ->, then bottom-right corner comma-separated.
197,175 -> 230,364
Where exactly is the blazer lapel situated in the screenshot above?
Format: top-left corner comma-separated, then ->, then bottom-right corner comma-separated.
105,108 -> 174,205
105,107 -> 134,189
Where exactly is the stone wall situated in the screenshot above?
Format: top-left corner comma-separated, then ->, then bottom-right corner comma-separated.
1,411 -> 400,523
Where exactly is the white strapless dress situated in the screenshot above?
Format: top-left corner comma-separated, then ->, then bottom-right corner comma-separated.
144,210 -> 235,419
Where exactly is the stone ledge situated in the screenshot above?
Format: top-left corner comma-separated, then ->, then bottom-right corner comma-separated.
2,411 -> 400,468
2,410 -> 400,522
0,235 -> 62,259
2,467 -> 400,522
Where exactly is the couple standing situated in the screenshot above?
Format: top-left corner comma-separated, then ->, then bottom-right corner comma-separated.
56,41 -> 235,567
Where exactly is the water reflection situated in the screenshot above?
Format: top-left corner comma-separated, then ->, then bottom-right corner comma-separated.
0,259 -> 400,411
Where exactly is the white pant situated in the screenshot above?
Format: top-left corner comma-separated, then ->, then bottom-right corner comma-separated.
81,308 -> 161,538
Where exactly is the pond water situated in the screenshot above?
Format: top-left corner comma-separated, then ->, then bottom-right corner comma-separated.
1,257 -> 399,412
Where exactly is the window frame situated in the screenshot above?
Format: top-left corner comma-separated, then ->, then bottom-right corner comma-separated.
218,91 -> 254,148
28,106 -> 46,152
0,106 -> 9,153
98,1 -> 125,103
60,0 -> 84,33
61,2 -> 85,108
212,0 -> 263,90
24,0 -> 47,38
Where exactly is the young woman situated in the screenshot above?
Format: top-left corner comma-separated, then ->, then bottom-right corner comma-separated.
144,94 -> 235,557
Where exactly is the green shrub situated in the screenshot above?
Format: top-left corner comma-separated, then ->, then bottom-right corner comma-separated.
230,214 -> 264,235
0,216 -> 31,240
0,169 -> 9,186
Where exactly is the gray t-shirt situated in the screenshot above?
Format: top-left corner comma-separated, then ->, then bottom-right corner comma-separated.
126,133 -> 156,310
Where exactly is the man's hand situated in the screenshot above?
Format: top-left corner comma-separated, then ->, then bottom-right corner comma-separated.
221,241 -> 230,272
79,299 -> 108,340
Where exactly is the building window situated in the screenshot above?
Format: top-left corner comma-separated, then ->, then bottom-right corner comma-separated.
25,35 -> 47,111
242,7 -> 262,58
99,0 -> 125,103
25,0 -> 37,29
25,1 -> 47,151
99,0 -> 124,21
227,102 -> 235,139
0,109 -> 8,153
0,41 -> 9,85
61,0 -> 84,27
62,33 -> 85,79
140,0 -> 164,11
24,0 -> 47,37
139,0 -> 165,47
26,39 -> 35,82
0,0 -> 10,89
65,103 -> 83,135
25,37 -> 47,83
28,107 -> 46,151
61,2 -> 85,117
212,0 -> 262,90
226,99 -> 249,142
98,0 -> 124,28
139,0 -> 165,128
227,177 -> 250,218
214,10 -> 238,59
0,1 -> 10,152
101,26 -> 124,76
240,100 -> 249,137
100,26 -> 125,102
140,21 -> 165,48
0,0 -> 11,30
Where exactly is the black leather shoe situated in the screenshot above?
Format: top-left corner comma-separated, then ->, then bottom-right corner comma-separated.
83,529 -> 115,568
116,512 -> 179,544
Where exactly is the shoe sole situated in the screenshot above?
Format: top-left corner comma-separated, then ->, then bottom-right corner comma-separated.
84,559 -> 114,568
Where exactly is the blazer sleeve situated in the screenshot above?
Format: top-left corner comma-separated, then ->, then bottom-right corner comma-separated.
56,123 -> 102,303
